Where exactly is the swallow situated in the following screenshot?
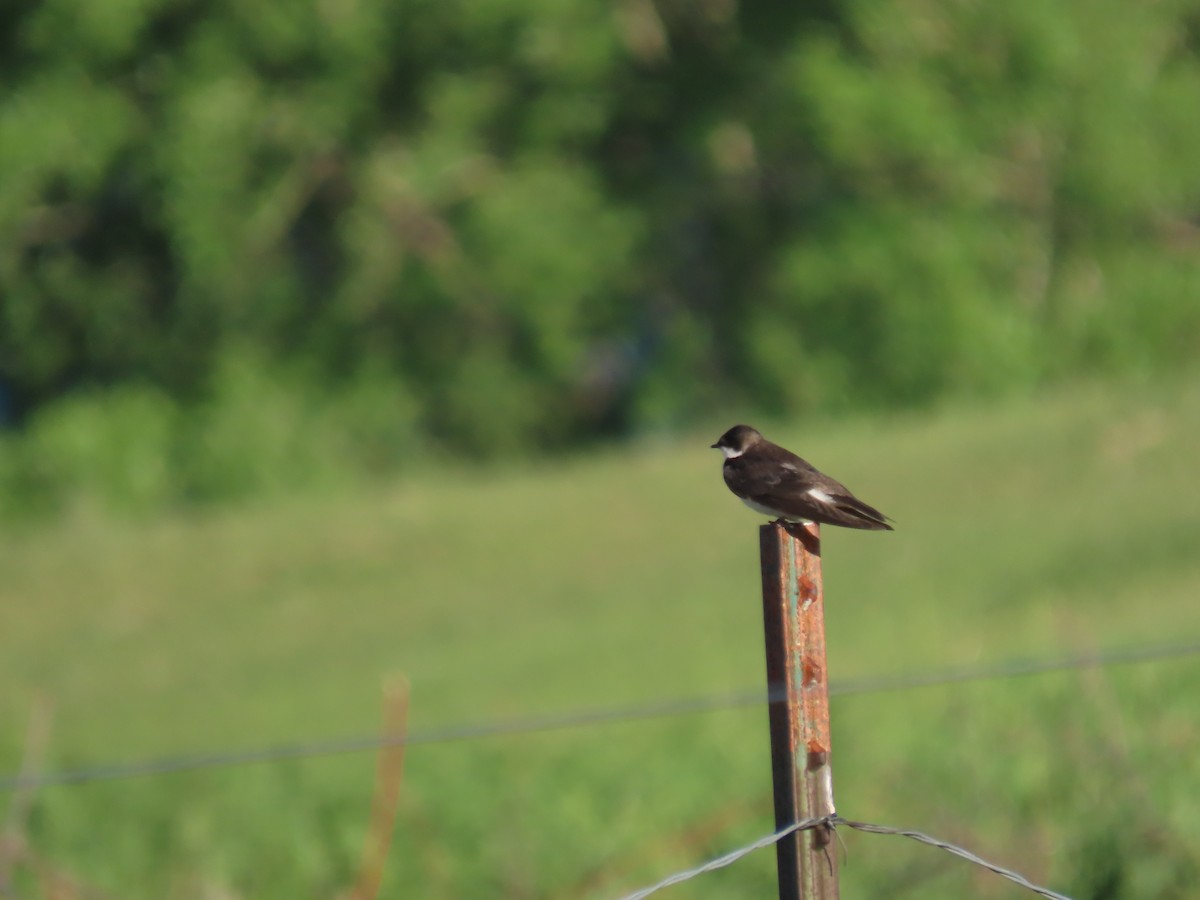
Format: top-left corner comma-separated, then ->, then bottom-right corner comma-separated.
712,424 -> 892,531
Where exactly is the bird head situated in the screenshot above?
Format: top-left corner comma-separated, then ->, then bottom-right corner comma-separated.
711,424 -> 763,459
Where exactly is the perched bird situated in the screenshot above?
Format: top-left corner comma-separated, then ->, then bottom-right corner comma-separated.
712,424 -> 893,531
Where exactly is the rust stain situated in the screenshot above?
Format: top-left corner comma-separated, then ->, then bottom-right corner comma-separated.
798,574 -> 817,600
802,657 -> 822,686
805,730 -> 831,754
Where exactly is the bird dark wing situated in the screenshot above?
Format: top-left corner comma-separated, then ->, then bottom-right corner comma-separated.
808,490 -> 892,530
748,463 -> 893,531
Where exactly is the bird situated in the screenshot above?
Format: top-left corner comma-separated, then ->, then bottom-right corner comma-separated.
711,424 -> 893,531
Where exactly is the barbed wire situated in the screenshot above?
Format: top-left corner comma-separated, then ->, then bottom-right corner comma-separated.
617,815 -> 829,900
3,635 -> 1198,791
837,818 -> 1072,900
619,814 -> 1074,900
830,637 -> 1200,697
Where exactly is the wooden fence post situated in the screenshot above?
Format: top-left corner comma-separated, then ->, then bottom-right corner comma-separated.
760,522 -> 838,900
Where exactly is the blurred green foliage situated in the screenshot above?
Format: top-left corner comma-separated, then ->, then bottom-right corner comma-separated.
1,0 -> 1199,512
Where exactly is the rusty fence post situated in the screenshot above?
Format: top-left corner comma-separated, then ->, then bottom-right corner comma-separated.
760,522 -> 838,900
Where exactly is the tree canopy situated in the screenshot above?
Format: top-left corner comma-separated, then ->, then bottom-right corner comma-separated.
2,0 -> 1198,508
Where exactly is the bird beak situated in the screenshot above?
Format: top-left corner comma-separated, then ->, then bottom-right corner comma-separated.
710,442 -> 720,449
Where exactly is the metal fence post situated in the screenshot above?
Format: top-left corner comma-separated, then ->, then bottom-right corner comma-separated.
760,522 -> 838,900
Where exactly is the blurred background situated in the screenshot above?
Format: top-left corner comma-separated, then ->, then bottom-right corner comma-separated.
2,0 -> 1199,897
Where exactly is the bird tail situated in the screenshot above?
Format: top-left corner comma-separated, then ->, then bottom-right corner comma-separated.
837,497 -> 893,531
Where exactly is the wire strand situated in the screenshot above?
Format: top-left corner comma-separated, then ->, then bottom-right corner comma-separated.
618,815 -> 1074,900
3,636 -> 1198,791
830,637 -> 1200,697
836,818 -> 1073,900
616,815 -> 832,900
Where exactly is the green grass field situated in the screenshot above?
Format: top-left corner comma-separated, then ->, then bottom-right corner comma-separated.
4,374 -> 1200,899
